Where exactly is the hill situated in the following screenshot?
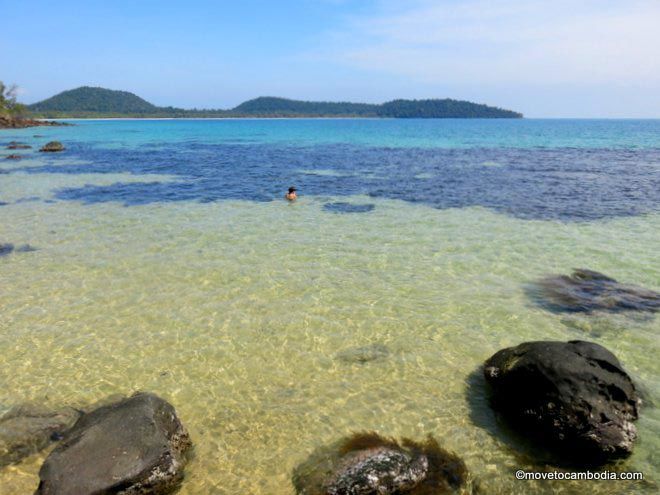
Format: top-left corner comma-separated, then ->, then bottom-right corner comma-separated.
232,97 -> 378,116
29,87 -> 160,114
27,87 -> 522,118
379,99 -> 521,118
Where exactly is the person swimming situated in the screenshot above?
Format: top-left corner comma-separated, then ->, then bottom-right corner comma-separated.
285,186 -> 297,201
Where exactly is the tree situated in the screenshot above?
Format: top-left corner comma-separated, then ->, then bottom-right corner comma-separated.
0,81 -> 26,117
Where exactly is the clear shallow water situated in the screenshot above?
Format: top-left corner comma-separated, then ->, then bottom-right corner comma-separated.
0,119 -> 659,494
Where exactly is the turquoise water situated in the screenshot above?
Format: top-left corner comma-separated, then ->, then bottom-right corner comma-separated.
0,119 -> 659,494
32,118 -> 660,148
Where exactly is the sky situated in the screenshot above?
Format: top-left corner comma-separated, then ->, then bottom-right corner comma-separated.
2,0 -> 659,117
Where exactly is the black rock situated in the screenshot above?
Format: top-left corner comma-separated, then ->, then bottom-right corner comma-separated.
531,268 -> 660,313
483,340 -> 640,465
6,154 -> 23,160
0,243 -> 14,257
39,141 -> 65,153
36,392 -> 192,495
336,344 -> 391,364
293,432 -> 468,495
0,404 -> 81,467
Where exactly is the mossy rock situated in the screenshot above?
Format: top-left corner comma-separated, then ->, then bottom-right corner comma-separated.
293,432 -> 469,494
39,141 -> 65,152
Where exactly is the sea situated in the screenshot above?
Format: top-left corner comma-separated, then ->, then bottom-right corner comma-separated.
1,118 -> 659,494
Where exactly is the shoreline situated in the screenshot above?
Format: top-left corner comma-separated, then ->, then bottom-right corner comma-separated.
44,116 -> 391,121
0,116 -> 71,129
26,116 -> 660,122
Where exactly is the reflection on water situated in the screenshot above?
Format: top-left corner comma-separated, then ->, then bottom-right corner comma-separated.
0,122 -> 659,494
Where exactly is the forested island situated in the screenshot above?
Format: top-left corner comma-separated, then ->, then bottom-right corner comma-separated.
27,86 -> 523,119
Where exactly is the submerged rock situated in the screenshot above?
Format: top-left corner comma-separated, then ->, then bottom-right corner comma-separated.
6,154 -> 23,160
0,403 -> 81,467
36,392 -> 192,495
39,141 -> 65,153
336,344 -> 391,364
0,243 -> 14,257
531,268 -> 660,313
293,432 -> 468,495
559,315 -> 637,337
7,142 -> 31,150
483,340 -> 640,465
0,243 -> 38,256
323,202 -> 375,214
16,244 -> 38,253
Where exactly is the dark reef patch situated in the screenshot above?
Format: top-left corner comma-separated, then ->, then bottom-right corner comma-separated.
16,244 -> 38,253
8,143 -> 660,221
0,243 -> 14,257
323,202 -> 376,214
0,243 -> 39,256
529,269 -> 660,313
15,196 -> 42,204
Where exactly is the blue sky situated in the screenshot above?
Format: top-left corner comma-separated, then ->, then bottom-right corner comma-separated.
2,0 -> 659,117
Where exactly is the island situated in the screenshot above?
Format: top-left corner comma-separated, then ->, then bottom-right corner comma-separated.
25,86 -> 523,119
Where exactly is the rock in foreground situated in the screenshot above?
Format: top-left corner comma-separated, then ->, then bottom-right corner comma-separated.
484,340 -> 640,465
533,268 -> 660,313
36,392 -> 192,495
293,432 -> 468,494
0,404 -> 80,468
39,141 -> 65,153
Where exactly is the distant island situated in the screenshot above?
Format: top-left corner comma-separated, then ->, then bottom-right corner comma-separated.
27,86 -> 523,119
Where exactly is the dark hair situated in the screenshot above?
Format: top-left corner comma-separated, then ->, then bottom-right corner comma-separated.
288,187 -> 297,193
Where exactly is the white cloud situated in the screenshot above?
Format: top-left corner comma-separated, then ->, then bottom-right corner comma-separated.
322,0 -> 660,85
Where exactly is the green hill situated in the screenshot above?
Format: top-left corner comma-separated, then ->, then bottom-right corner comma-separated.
379,99 -> 521,118
28,87 -> 523,118
234,96 -> 522,118
233,97 -> 378,116
28,87 -> 160,114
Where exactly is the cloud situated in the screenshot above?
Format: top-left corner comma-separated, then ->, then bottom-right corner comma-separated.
321,0 -> 660,85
